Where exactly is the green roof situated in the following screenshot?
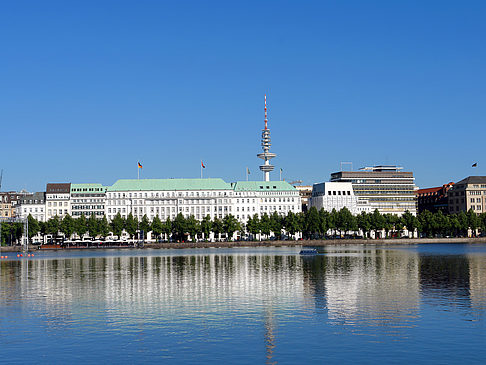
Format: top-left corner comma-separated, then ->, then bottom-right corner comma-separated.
107,178 -> 232,192
71,183 -> 106,193
232,181 -> 297,192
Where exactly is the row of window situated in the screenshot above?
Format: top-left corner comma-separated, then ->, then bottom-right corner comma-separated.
47,202 -> 69,207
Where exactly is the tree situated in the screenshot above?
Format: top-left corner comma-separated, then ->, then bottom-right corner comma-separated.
87,214 -> 100,238
75,214 -> 88,239
337,207 -> 356,236
125,213 -> 138,239
269,211 -> 283,239
185,215 -> 200,242
1,222 -> 11,245
401,210 -> 417,238
27,214 -> 40,241
383,214 -> 396,238
259,213 -> 271,239
111,213 -> 124,238
47,216 -> 61,236
172,213 -> 187,242
140,214 -> 151,240
163,217 -> 172,241
284,211 -> 299,240
327,209 -> 337,237
200,215 -> 212,241
304,207 -> 320,239
247,214 -> 261,240
99,216 -> 110,238
357,212 -> 371,238
318,209 -> 330,238
223,214 -> 240,241
60,214 -> 75,240
151,216 -> 163,242
370,209 -> 385,238
467,209 -> 480,237
212,217 -> 224,241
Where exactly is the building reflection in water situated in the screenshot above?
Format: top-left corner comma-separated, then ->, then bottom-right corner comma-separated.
302,247 -> 421,334
1,246 -> 485,358
468,254 -> 486,317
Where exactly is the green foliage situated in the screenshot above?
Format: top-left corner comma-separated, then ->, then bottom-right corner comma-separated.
259,213 -> 271,238
201,215 -> 212,240
87,214 -> 100,238
223,214 -> 240,240
99,216 -> 110,238
151,216 -> 163,241
111,213 -> 125,238
125,213 -> 138,239
75,214 -> 88,238
269,211 -> 283,239
27,214 -> 40,239
357,212 -> 371,238
140,214 -> 151,240
185,215 -> 200,242
284,211 -> 300,238
47,216 -> 61,236
247,214 -> 261,239
304,207 -> 320,239
172,213 -> 187,241
60,214 -> 75,240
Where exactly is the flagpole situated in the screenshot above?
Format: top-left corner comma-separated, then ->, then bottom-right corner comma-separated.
138,165 -> 140,180
201,161 -> 203,179
280,169 -> 282,181
246,167 -> 248,181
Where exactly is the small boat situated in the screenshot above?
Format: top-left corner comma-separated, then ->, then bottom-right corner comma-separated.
299,248 -> 318,255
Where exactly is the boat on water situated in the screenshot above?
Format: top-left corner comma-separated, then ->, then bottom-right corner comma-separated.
299,248 -> 318,255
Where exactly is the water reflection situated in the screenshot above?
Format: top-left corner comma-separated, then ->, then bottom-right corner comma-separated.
1,246 -> 486,363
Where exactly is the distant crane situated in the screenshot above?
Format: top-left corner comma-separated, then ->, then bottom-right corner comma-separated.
0,169 -> 3,191
289,180 -> 303,186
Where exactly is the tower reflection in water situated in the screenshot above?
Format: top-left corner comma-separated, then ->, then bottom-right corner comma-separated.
1,246 -> 486,361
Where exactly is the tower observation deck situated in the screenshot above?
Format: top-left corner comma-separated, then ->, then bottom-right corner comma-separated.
257,95 -> 276,182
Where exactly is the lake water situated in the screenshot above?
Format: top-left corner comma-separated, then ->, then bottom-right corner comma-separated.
1,244 -> 486,364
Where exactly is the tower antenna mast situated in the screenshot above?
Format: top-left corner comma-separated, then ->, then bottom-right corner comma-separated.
257,95 -> 277,181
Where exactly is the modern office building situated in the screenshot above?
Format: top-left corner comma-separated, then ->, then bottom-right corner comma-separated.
330,165 -> 417,215
105,178 -> 301,223
45,183 -> 71,219
16,192 -> 46,222
309,182 -> 371,215
416,182 -> 454,214
448,176 -> 486,214
70,183 -> 106,218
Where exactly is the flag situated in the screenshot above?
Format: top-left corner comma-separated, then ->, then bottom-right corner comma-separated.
247,167 -> 250,174
138,162 -> 143,169
472,163 -> 478,167
201,161 -> 206,168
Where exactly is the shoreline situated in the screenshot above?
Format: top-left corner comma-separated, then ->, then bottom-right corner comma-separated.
3,237 -> 486,252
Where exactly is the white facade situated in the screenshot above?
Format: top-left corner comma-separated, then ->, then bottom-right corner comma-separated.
70,183 -> 106,218
16,192 -> 46,222
309,182 -> 370,215
105,179 -> 301,224
45,183 -> 71,220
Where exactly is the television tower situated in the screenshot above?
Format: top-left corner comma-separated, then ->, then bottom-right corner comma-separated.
257,95 -> 276,181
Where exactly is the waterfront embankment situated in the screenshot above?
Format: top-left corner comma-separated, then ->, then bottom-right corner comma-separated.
144,237 -> 486,249
2,237 -> 486,252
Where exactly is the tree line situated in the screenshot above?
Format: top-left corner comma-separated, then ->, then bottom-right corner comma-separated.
2,208 -> 486,246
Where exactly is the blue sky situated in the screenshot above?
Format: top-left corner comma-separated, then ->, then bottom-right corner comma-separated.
1,0 -> 485,191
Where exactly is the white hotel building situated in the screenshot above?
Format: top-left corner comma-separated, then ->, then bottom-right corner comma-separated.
105,178 -> 301,223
